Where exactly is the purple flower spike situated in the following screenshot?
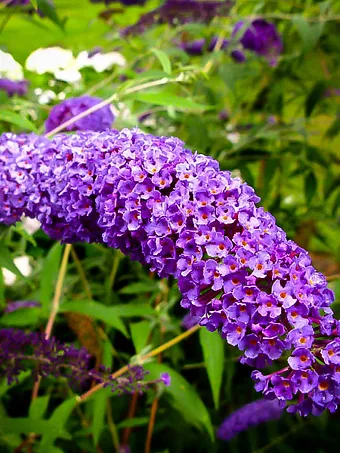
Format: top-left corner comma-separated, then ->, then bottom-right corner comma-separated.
0,128 -> 339,416
1,0 -> 30,6
0,328 -> 164,393
4,300 -> 41,313
121,0 -> 233,36
217,398 -> 284,441
45,95 -> 115,133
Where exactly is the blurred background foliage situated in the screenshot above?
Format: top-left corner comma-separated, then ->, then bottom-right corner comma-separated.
0,0 -> 340,452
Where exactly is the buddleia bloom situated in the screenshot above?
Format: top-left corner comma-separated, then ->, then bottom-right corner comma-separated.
0,129 -> 339,416
233,19 -> 283,65
121,0 -> 232,36
45,96 -> 115,133
0,328 -> 169,393
217,399 -> 284,441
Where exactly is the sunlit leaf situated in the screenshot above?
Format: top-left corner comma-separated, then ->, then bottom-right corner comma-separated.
29,395 -> 50,420
199,329 -> 224,409
150,48 -> 172,74
0,110 -> 38,132
130,320 -> 151,353
127,92 -> 212,112
37,397 -> 76,453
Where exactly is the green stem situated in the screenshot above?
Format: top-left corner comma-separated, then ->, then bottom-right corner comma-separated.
45,74 -> 190,138
78,324 -> 201,403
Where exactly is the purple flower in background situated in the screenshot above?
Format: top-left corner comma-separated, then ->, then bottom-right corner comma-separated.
4,300 -> 41,313
121,0 -> 232,36
91,0 -> 146,5
179,36 -> 229,56
0,128 -> 339,416
217,398 -> 284,441
0,0 -> 30,5
233,19 -> 283,65
45,96 -> 115,133
182,312 -> 201,329
0,328 -> 167,392
179,38 -> 206,56
0,79 -> 28,97
118,445 -> 131,453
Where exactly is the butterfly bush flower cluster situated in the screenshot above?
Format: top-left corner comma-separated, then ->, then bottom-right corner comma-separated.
0,129 -> 339,416
179,19 -> 282,65
217,398 -> 284,441
0,0 -> 30,6
179,37 -> 245,63
91,0 -> 146,5
121,0 -> 232,36
0,328 -> 170,392
45,95 -> 115,133
233,19 -> 283,65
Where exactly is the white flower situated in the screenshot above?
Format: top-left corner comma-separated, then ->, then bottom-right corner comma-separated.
21,216 -> 41,234
26,47 -> 74,74
226,132 -> 241,144
34,88 -> 57,105
54,67 -> 82,83
0,49 -> 24,80
2,256 -> 32,286
76,50 -> 126,72
26,47 -> 82,83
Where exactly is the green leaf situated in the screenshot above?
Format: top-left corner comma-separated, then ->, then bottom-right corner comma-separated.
29,395 -> 50,420
0,110 -> 38,132
199,329 -> 224,409
130,320 -> 151,353
38,397 -> 76,453
0,243 -> 29,283
0,417 -> 70,439
91,341 -> 112,446
39,243 -> 63,311
332,190 -> 340,216
0,372 -> 30,398
325,118 -> 340,140
91,390 -> 107,446
262,158 -> 279,201
119,281 -> 158,295
10,223 -> 37,246
127,92 -> 211,112
293,16 -> 324,52
117,417 -> 149,429
36,0 -> 64,30
0,309 -> 40,327
30,0 -> 38,8
110,303 -> 155,317
60,300 -> 128,337
144,363 -> 214,440
304,171 -> 317,205
305,81 -> 327,117
0,263 -> 4,309
150,48 -> 172,74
